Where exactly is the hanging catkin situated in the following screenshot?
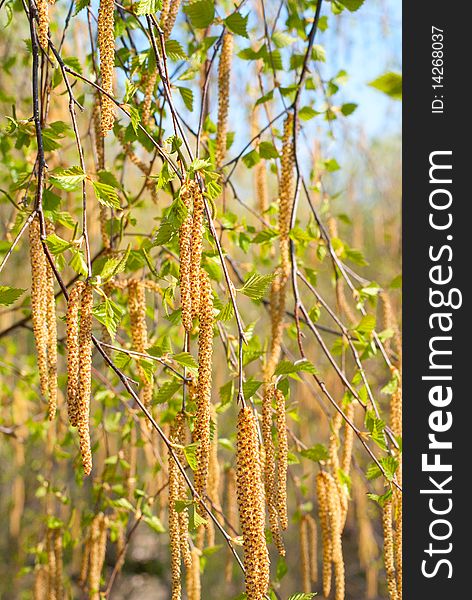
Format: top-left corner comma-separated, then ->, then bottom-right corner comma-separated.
300,516 -> 311,593
161,0 -> 181,40
306,514 -> 318,584
340,402 -> 355,526
46,528 -> 56,600
382,499 -> 399,600
279,113 -> 295,282
379,290 -> 402,365
207,406 -> 222,515
275,388 -> 288,531
328,411 -> 348,527
179,183 -> 194,332
53,529 -> 63,600
236,407 -> 270,600
97,0 -> 115,134
37,0 -> 49,50
29,217 -> 49,402
326,473 -> 345,600
33,565 -> 48,600
45,221 -> 57,420
264,271 -> 283,380
142,72 -> 157,127
316,471 -> 332,598
77,283 -> 93,476
168,416 -> 184,600
88,513 -> 108,599
128,279 -> 153,407
215,33 -> 233,169
79,533 -> 91,588
190,182 -> 205,320
187,547 -> 201,600
394,487 -> 403,600
251,108 -> 268,213
66,281 -> 84,427
193,269 -> 213,507
327,216 -> 356,324
261,383 -> 284,555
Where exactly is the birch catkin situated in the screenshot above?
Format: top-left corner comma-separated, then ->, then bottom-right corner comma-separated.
326,473 -> 345,600
262,383 -> 284,555
29,217 -> 49,402
236,407 -> 270,600
187,547 -> 201,600
382,499 -> 399,600
33,565 -> 48,600
168,416 -> 184,600
300,516 -> 311,593
316,471 -> 332,598
89,513 -> 108,600
66,281 -> 85,427
128,279 -> 153,407
98,0 -> 115,134
193,269 -> 213,506
78,283 -> 93,476
46,529 -> 56,600
161,0 -> 181,40
190,183 -> 205,320
306,514 -> 318,584
179,183 -> 194,332
279,113 -> 295,281
37,0 -> 49,50
215,33 -> 233,169
53,529 -> 63,600
275,388 -> 288,531
45,221 -> 57,420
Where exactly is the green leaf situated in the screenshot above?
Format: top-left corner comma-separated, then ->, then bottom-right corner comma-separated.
143,514 -> 166,533
239,272 -> 274,300
177,86 -> 194,112
188,504 -> 207,531
340,102 -> 358,116
258,141 -> 279,159
299,106 -> 319,121
366,462 -> 382,481
69,249 -> 88,277
272,31 -> 296,48
183,0 -> 215,29
242,149 -> 260,168
135,0 -> 162,16
183,443 -> 199,471
172,352 -> 198,372
155,381 -> 181,404
300,444 -> 329,462
92,298 -> 124,338
99,246 -> 130,282
165,40 -> 187,61
355,314 -> 376,335
0,286 -> 25,306
92,181 -> 121,209
338,0 -> 365,11
369,72 -> 402,100
225,12 -> 249,38
45,233 -> 73,255
274,359 -> 317,376
49,166 -> 85,191
74,0 -> 90,16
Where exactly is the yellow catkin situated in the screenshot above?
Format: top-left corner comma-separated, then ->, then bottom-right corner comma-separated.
379,290 -> 402,364
78,283 -> 93,476
329,411 -> 348,527
97,0 -> 115,134
45,222 -> 57,420
88,513 -> 108,600
306,514 -> 318,584
325,473 -> 345,600
193,269 -> 213,507
187,547 -> 201,600
169,417 -> 183,600
262,383 -> 284,555
224,467 -> 237,583
366,565 -> 378,599
279,113 -> 295,281
37,0 -> 49,50
215,33 -> 233,169
316,472 -> 332,598
189,183 -> 205,320
46,529 -> 56,600
236,407 -> 270,600
142,72 -> 157,127
251,109 -> 268,213
300,516 -> 311,593
340,402 -> 355,526
53,529 -> 63,600
79,534 -> 91,588
161,0 -> 181,40
66,281 -> 85,427
353,473 -> 379,598
128,279 -> 153,407
275,388 -> 288,531
29,217 -> 49,402
382,500 -> 399,600
394,487 -> 403,600
179,183 -> 194,332
34,565 -> 48,600
175,413 -> 192,570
